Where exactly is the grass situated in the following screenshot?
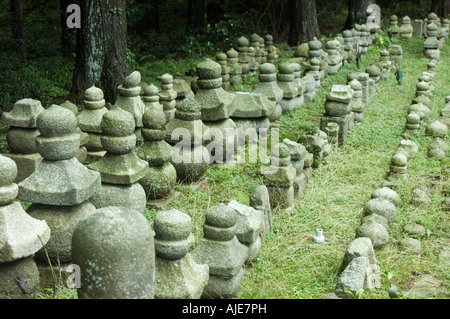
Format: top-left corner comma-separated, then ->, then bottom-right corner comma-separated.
1,34 -> 448,299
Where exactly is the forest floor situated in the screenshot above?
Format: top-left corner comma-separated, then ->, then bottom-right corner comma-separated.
0,35 -> 449,299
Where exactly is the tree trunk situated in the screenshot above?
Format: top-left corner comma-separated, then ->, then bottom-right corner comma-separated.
288,0 -> 321,46
431,0 -> 450,17
70,0 -> 129,104
186,0 -> 205,35
344,0 -> 376,30
288,0 -> 300,46
10,0 -> 27,63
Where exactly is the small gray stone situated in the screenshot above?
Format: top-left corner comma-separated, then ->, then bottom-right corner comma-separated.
342,237 -> 376,270
335,257 -> 369,299
356,220 -> 389,249
371,187 -> 401,205
362,213 -> 389,230
399,237 -> 421,254
404,223 -> 426,236
410,188 -> 431,206
363,198 -> 397,223
425,120 -> 448,138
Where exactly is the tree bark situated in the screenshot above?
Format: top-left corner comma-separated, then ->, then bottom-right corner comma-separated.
70,0 -> 129,104
430,0 -> 450,17
344,0 -> 376,30
10,0 -> 27,63
186,0 -> 205,35
288,0 -> 321,46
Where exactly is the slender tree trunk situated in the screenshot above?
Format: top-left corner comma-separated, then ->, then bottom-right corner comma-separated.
288,0 -> 300,46
431,0 -> 450,17
186,0 -> 205,35
344,0 -> 375,30
299,0 -> 321,42
11,0 -> 27,63
70,0 -> 129,104
288,0 -> 321,46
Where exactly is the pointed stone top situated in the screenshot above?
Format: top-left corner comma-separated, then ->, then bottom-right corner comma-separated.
177,96 -> 201,114
237,36 -> 249,47
308,37 -> 322,50
123,71 -> 141,88
428,12 -> 438,20
427,22 -> 438,31
144,83 -> 159,97
226,48 -> 239,58
215,51 -> 227,60
84,85 -> 104,101
250,33 -> 260,41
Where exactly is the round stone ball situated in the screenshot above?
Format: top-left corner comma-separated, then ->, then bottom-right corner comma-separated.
259,63 -> 276,74
278,62 -> 294,74
143,107 -> 166,130
391,152 -> 408,166
101,107 -> 136,137
196,59 -> 222,80
407,113 -> 421,124
205,204 -> 237,228
123,71 -> 141,88
36,104 -> 78,137
0,154 -> 17,186
154,209 -> 192,241
363,198 -> 397,223
160,73 -> 173,85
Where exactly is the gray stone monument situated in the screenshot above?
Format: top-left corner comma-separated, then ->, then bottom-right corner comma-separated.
191,204 -> 248,299
135,103 -> 177,200
1,98 -> 44,182
153,209 -> 209,299
88,106 -> 148,212
72,206 -> 155,299
0,154 -> 51,298
17,105 -> 101,282
77,86 -> 109,162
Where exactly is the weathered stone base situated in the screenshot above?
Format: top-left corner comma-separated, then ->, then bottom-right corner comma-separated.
0,256 -> 40,299
26,201 -> 97,263
89,182 -> 147,213
201,267 -> 244,299
320,113 -> 350,147
155,254 -> 209,299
